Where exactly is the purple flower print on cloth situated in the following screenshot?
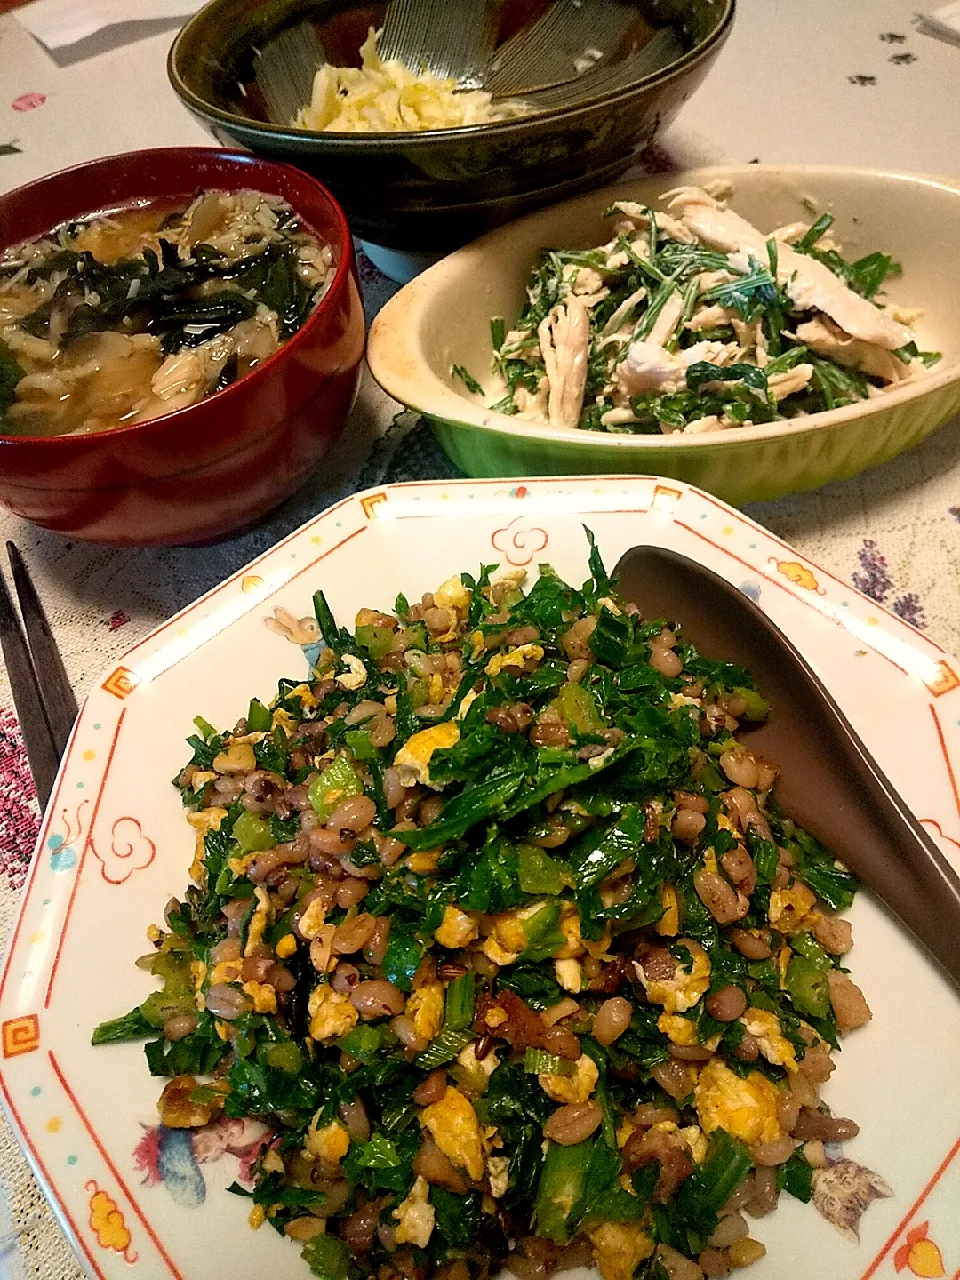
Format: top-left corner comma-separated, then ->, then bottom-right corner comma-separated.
852,539 -> 893,602
0,706 -> 39,890
851,540 -> 926,631
891,594 -> 926,629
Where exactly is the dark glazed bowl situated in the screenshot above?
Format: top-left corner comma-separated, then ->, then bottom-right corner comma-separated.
0,148 -> 365,547
168,0 -> 734,251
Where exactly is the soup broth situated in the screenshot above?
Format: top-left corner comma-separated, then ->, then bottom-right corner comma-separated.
0,190 -> 333,437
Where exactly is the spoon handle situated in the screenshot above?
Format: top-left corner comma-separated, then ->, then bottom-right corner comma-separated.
795,658 -> 960,984
613,544 -> 960,989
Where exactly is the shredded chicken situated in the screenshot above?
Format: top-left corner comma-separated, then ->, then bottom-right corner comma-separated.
767,364 -> 815,400
794,316 -> 913,383
646,292 -> 686,350
616,341 -> 684,395
538,296 -> 590,430
664,186 -> 911,350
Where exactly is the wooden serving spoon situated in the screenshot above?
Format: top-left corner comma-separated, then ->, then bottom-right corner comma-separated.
613,543 -> 960,989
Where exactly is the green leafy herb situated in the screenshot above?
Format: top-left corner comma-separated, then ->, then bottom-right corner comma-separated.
451,364 -> 484,395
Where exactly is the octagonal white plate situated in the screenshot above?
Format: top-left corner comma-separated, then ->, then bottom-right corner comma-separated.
0,476 -> 958,1280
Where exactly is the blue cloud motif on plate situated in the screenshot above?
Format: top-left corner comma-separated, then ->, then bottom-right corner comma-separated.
738,580 -> 762,604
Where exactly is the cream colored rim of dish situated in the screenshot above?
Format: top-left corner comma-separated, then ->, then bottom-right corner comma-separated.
367,165 -> 960,452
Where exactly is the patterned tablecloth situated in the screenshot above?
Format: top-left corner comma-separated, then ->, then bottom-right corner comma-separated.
1,1 -> 960,1276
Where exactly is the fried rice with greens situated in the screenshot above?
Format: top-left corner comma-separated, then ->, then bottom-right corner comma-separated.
94,535 -> 874,1280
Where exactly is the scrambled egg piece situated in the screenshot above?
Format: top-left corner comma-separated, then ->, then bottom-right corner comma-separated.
657,1013 -> 722,1052
393,1175 -> 435,1247
657,884 -> 679,937
191,959 -> 207,1011
210,958 -> 243,986
485,643 -> 544,678
555,905 -> 612,960
212,741 -> 256,774
588,1222 -> 654,1280
769,884 -> 817,934
407,982 -> 444,1042
305,1118 -> 349,1166
186,806 -> 227,881
408,850 -> 439,874
433,575 -> 471,615
275,933 -> 297,960
695,1059 -> 782,1146
435,904 -> 478,949
394,721 -> 461,788
741,1009 -> 797,1071
335,653 -> 367,691
242,980 -> 276,1014
539,1053 -> 599,1104
297,897 -> 328,942
482,903 -> 545,965
679,1124 -> 709,1164
421,1087 -> 485,1181
486,1154 -> 510,1199
244,886 -> 273,957
555,958 -> 583,993
308,984 -> 358,1041
639,938 -> 710,1013
657,1013 -> 697,1046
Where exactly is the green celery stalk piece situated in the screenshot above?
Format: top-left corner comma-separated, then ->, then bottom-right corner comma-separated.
345,728 -> 376,761
783,954 -> 831,1018
415,1026 -> 474,1068
520,901 -> 565,962
308,753 -> 363,821
534,1139 -> 594,1244
730,686 -> 769,721
356,625 -> 395,660
232,810 -> 275,855
554,681 -> 604,733
140,989 -> 197,1029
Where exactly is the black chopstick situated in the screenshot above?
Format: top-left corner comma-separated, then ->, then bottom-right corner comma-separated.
0,545 -> 77,809
6,543 -> 77,757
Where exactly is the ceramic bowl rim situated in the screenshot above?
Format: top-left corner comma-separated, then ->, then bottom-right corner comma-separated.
0,147 -> 356,449
167,0 -> 735,149
366,163 -> 960,454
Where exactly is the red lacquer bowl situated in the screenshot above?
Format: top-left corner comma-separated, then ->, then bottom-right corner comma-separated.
0,148 -> 365,546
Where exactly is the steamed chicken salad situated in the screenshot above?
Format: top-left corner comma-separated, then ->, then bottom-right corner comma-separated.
463,184 -> 939,434
93,540 -> 881,1280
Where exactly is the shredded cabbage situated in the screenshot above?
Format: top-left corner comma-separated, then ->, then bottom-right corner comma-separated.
294,27 -> 527,133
